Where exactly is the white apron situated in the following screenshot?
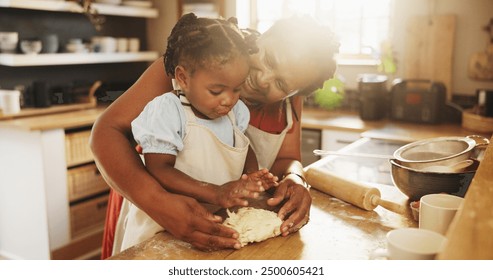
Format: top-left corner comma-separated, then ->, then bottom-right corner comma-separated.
112,101 -> 250,255
245,99 -> 293,169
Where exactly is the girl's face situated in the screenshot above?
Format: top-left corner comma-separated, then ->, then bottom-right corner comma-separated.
240,34 -> 321,106
177,56 -> 250,119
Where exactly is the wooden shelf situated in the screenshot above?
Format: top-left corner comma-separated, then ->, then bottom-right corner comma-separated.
0,80 -> 102,122
0,51 -> 159,66
0,103 -> 97,121
0,0 -> 158,18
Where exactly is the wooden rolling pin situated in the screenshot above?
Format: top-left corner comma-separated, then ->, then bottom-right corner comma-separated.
305,166 -> 407,214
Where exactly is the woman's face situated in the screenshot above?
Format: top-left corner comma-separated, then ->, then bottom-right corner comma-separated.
240,34 -> 321,106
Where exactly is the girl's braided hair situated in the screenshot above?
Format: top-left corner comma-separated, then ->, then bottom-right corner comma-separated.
164,13 -> 258,77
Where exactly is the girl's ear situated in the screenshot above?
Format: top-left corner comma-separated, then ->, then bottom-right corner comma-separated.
174,65 -> 189,91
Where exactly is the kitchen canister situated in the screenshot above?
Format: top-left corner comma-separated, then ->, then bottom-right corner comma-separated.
41,34 -> 59,53
357,74 -> 388,121
32,81 -> 51,108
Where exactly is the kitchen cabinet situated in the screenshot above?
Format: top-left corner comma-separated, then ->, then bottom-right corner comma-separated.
0,108 -> 107,259
64,128 -> 109,242
300,109 -> 365,166
301,128 -> 361,166
300,108 -> 375,150
301,128 -> 321,166
321,128 -> 361,152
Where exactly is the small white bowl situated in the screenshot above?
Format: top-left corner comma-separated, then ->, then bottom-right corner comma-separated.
65,42 -> 87,53
20,40 -> 42,54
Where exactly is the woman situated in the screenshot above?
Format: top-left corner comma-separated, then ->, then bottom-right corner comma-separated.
90,15 -> 339,257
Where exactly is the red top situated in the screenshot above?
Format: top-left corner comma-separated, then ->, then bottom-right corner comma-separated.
101,190 -> 123,259
248,100 -> 295,134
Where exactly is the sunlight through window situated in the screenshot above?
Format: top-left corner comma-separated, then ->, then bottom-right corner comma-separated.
236,0 -> 392,58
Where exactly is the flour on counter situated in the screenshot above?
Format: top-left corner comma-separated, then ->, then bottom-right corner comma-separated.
223,207 -> 282,247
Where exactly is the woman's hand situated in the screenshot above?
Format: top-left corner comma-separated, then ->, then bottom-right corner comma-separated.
149,192 -> 242,251
266,174 -> 311,236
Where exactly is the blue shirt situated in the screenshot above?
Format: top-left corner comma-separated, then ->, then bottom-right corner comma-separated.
131,93 -> 250,155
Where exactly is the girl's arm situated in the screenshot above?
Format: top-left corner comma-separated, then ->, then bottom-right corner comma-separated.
144,153 -> 266,208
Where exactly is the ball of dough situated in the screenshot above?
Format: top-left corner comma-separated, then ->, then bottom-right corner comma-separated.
223,207 -> 282,247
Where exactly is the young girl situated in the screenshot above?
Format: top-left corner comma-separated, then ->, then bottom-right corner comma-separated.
113,13 -> 278,254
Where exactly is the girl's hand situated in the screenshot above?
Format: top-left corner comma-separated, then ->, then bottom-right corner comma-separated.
242,168 -> 279,190
267,175 -> 311,236
215,173 -> 272,208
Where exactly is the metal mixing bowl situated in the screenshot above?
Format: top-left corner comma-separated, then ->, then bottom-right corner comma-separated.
393,136 -> 477,169
390,158 -> 479,201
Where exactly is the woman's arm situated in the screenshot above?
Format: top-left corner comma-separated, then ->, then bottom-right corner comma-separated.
267,96 -> 312,236
90,58 -> 241,250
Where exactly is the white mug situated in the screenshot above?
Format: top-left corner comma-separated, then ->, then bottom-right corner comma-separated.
0,89 -> 21,115
116,37 -> 128,52
371,228 -> 446,260
100,36 -> 117,53
419,193 -> 463,235
0,32 -> 19,53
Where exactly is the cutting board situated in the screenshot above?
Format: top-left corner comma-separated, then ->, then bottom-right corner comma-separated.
404,14 -> 456,100
468,44 -> 493,80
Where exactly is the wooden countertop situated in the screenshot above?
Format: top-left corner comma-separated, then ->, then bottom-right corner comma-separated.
1,105 -> 486,140
301,108 -> 377,132
110,137 -> 415,260
111,181 -> 416,260
303,108 -> 493,259
302,107 -> 490,141
0,106 -> 106,131
437,134 -> 493,259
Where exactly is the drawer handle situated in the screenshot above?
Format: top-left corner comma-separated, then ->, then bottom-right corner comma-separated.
305,139 -> 317,145
335,140 -> 353,145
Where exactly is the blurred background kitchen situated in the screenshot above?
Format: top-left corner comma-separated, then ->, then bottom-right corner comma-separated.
1,0 -> 492,260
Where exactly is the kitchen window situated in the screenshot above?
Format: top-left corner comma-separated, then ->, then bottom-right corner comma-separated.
236,0 -> 393,64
